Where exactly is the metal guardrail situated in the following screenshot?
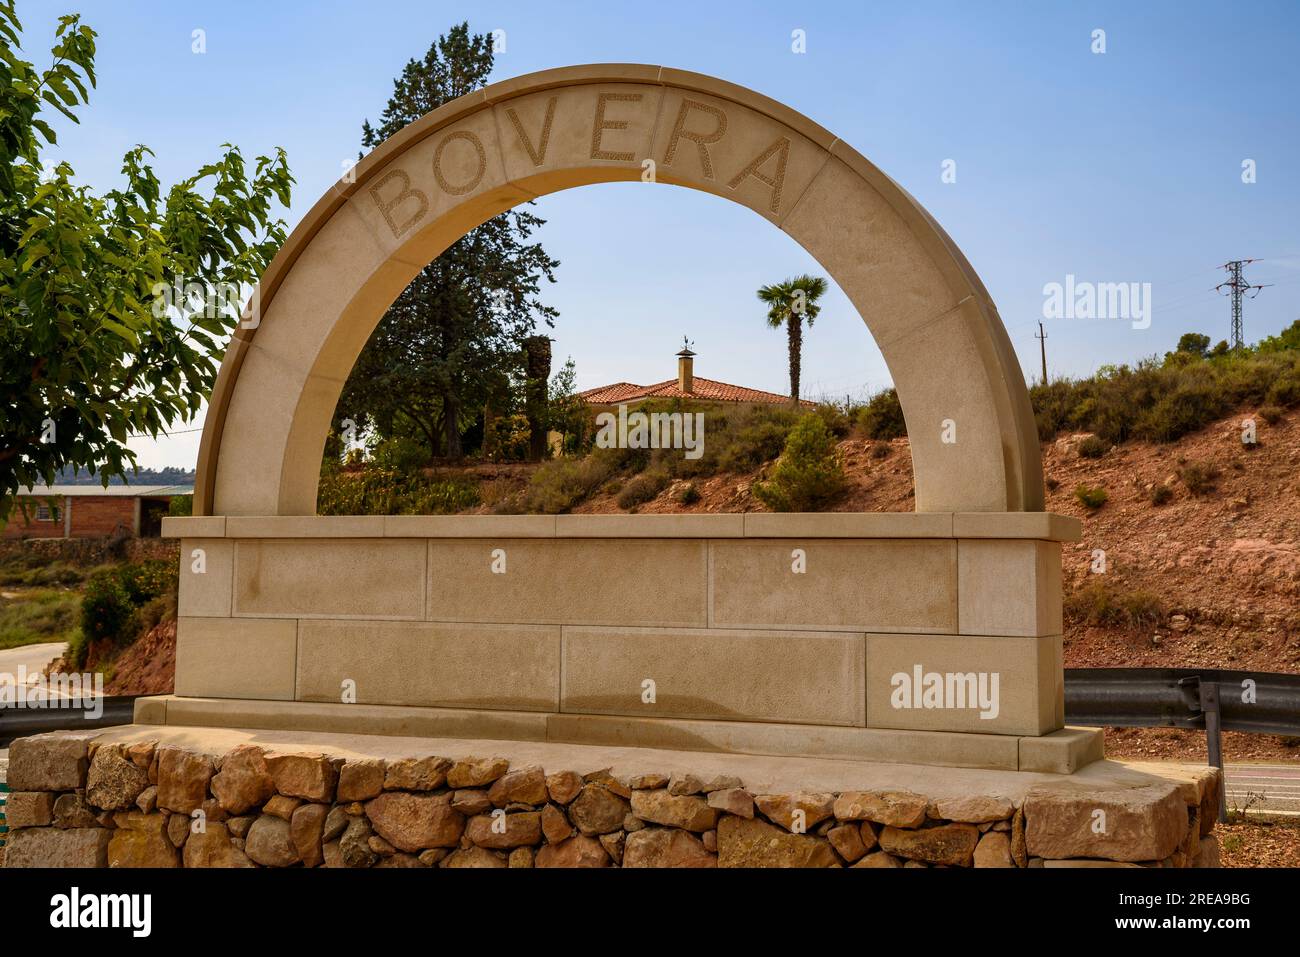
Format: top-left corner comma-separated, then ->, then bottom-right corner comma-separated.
1065,668 -> 1300,821
0,695 -> 139,748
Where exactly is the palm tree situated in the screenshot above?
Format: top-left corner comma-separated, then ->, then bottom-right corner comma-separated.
757,274 -> 828,405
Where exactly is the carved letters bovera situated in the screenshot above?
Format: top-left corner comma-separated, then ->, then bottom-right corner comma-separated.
368,87 -> 794,238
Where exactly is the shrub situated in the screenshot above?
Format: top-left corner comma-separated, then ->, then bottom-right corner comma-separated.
1149,484 -> 1174,505
753,415 -> 846,512
857,388 -> 906,440
502,447 -> 626,514
1064,581 -> 1165,629
317,468 -> 480,515
812,403 -> 852,438
1258,404 -> 1285,424
0,588 -> 81,651
79,568 -> 135,650
370,436 -> 429,471
677,483 -> 701,505
869,442 -> 891,460
1076,435 -> 1110,458
1177,462 -> 1220,495
1073,484 -> 1108,509
1045,476 -> 1060,492
168,494 -> 192,517
616,471 -> 669,510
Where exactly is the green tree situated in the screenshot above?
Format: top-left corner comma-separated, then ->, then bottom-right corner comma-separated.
338,22 -> 559,460
753,414 -> 846,512
0,5 -> 292,521
757,274 -> 828,404
1175,332 -> 1211,357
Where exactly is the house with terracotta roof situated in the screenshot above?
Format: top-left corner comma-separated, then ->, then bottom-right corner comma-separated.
579,345 -> 814,408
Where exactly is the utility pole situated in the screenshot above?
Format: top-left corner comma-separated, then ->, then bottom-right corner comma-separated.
1215,260 -> 1272,351
1034,321 -> 1048,386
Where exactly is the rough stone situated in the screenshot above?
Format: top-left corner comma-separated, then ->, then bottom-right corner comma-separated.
418,848 -> 449,867
599,831 -> 625,864
853,851 -> 902,868
365,791 -> 464,851
339,816 -> 377,868
717,815 -> 838,868
86,743 -> 150,810
582,768 -> 632,799
8,735 -> 88,791
245,814 -> 300,867
368,834 -> 395,855
447,756 -> 509,788
1024,781 -> 1187,862
442,846 -> 508,868
755,792 -> 835,832
466,811 -> 542,849
451,789 -> 493,815
509,846 -> 535,868
973,830 -> 1014,868
546,769 -> 583,805
1196,836 -> 1221,868
860,821 -> 879,852
569,783 -> 630,835
879,823 -> 980,866
627,773 -> 668,790
166,812 -> 191,848
827,824 -> 868,863
833,790 -> 928,828
135,785 -> 158,814
933,795 -> 1015,824
291,803 -> 328,867
631,789 -> 719,832
667,772 -> 705,796
376,852 -> 422,867
5,791 -> 55,829
53,792 -> 99,829
157,747 -> 214,814
702,774 -> 744,793
624,827 -> 716,868
707,788 -> 754,819
323,805 -> 349,842
337,758 -> 386,801
108,813 -> 180,868
1011,805 -> 1027,867
535,834 -> 609,868
384,756 -> 451,791
263,794 -> 302,821
542,803 -> 573,844
183,823 -> 254,868
4,826 -> 111,868
209,744 -> 274,814
227,815 -> 254,839
265,752 -> 337,802
488,766 -> 548,806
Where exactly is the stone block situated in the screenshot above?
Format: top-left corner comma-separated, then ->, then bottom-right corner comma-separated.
958,540 -> 1061,636
710,539 -> 956,632
175,617 -> 297,700
865,633 -> 1062,735
234,538 -> 425,619
296,619 -> 560,711
426,539 -> 707,627
561,626 -> 864,726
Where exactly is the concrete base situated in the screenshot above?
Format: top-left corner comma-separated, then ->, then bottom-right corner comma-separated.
134,695 -> 1103,774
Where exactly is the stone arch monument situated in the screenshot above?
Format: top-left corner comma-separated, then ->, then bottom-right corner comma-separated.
157,65 -> 1099,774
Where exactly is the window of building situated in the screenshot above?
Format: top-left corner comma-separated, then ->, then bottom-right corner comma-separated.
35,503 -> 60,522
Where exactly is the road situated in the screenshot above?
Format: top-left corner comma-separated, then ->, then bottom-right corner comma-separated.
0,642 -> 69,686
1225,763 -> 1300,816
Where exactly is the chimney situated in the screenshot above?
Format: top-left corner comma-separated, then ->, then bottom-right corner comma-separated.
676,340 -> 696,393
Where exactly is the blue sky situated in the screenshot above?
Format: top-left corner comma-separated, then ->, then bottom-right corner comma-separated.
19,0 -> 1300,469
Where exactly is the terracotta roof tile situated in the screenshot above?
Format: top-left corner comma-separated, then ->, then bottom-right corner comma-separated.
579,376 -> 813,407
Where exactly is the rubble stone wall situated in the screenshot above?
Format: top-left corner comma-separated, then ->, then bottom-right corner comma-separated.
2,734 -> 1221,869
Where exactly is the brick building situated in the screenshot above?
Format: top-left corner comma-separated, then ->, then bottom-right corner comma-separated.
4,485 -> 192,540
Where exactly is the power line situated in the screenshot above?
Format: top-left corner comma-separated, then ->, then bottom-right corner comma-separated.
1215,260 -> 1272,350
